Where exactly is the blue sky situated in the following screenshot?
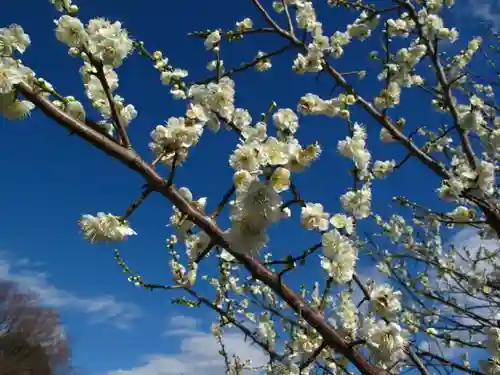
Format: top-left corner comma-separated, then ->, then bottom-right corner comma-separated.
1,0 -> 499,374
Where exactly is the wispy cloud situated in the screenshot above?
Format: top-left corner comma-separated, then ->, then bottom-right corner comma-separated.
0,253 -> 141,329
417,227 -> 500,360
108,315 -> 267,375
469,0 -> 500,29
446,227 -> 500,323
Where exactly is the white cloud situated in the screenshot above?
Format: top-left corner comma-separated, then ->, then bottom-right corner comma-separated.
108,316 -> 268,375
0,254 -> 141,329
163,315 -> 199,337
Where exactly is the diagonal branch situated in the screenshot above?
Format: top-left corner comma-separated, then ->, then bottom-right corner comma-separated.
249,0 -> 500,238
17,80 -> 386,375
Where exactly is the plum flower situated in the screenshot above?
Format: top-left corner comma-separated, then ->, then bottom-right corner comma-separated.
79,213 -> 136,243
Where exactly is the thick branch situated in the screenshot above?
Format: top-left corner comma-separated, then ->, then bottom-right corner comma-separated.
17,81 -> 385,375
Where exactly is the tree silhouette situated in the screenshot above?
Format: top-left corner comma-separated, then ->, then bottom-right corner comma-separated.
0,281 -> 70,375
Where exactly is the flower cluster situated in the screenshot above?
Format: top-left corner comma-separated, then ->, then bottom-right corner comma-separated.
340,184 -> 372,219
338,122 -> 371,176
150,117 -> 203,166
50,6 -> 140,134
5,0 -> 500,373
438,152 -> 496,199
0,25 -> 35,120
376,214 -> 414,243
226,180 -> 284,256
338,291 -> 359,338
187,77 -> 235,131
361,318 -> 408,366
79,63 -> 137,130
55,15 -> 133,67
79,213 -> 136,243
321,228 -> 357,283
297,93 -> 355,118
374,44 -> 427,109
369,283 -> 402,319
0,24 -> 30,55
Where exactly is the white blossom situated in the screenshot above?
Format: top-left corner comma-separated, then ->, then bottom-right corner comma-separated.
236,18 -> 253,32
338,291 -> 358,338
0,24 -> 30,55
204,30 -> 221,50
270,167 -> 291,193
372,160 -> 396,179
231,108 -> 252,130
338,123 -> 371,173
79,213 -> 136,243
340,184 -> 372,219
321,229 -> 357,283
185,231 -> 211,261
361,319 -> 408,364
301,203 -> 330,231
448,206 -> 475,223
255,51 -> 272,71
273,108 -> 299,134
330,214 -> 355,235
1,97 -> 34,120
86,18 -> 133,67
0,57 -> 32,94
369,284 -> 402,319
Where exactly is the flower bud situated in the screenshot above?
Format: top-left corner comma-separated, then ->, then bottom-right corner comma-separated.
339,109 -> 350,118
68,47 -> 80,57
65,100 -> 86,122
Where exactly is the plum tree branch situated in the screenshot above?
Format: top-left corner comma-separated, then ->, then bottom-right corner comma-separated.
16,80 -> 386,375
249,0 -> 500,239
78,40 -> 131,148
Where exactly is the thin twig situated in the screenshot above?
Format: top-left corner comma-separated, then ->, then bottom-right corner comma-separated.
93,62 -> 132,149
210,185 -> 236,219
122,187 -> 153,220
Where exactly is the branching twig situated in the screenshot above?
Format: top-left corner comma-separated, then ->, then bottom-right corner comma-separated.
93,61 -> 132,149
193,44 -> 292,85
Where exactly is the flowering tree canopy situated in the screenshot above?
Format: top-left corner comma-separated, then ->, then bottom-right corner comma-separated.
2,0 -> 500,374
